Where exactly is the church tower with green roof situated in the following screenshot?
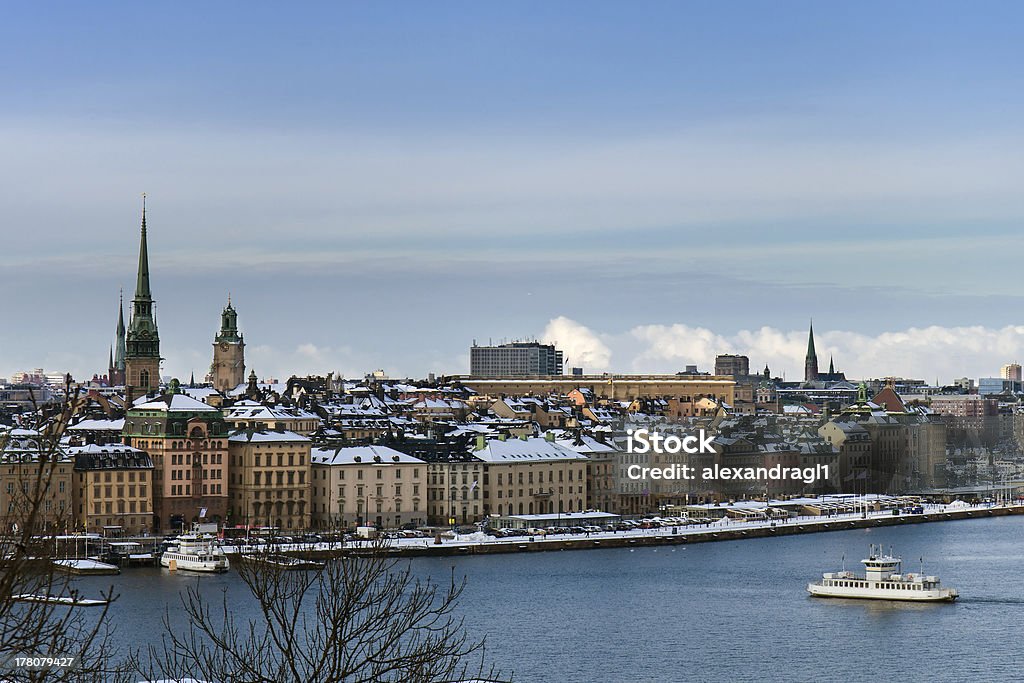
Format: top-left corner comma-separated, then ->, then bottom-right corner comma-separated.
125,196 -> 161,402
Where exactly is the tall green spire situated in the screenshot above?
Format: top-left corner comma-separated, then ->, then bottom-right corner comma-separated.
135,194 -> 151,300
804,320 -> 819,383
126,194 -> 160,360
114,288 -> 126,370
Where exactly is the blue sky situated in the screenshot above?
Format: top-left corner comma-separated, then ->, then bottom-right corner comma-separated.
2,2 -> 1024,383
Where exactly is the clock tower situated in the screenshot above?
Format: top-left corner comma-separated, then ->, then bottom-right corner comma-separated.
211,297 -> 245,393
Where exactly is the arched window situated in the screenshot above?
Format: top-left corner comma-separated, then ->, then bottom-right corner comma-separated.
140,369 -> 150,387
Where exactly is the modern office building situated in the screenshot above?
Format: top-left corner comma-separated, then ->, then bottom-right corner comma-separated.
1000,363 -> 1022,381
469,341 -> 563,377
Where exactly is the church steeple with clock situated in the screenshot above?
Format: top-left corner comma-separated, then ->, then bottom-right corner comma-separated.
211,296 -> 246,393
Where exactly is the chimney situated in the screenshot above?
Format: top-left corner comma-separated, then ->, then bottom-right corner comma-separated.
544,431 -> 555,442
474,435 -> 486,451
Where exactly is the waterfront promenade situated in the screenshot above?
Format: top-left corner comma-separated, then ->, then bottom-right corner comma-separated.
219,501 -> 1024,559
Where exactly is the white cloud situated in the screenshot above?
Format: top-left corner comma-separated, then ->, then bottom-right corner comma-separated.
621,323 -> 1024,382
541,317 -> 612,372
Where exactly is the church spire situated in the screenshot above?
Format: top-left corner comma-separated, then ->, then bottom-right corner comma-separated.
135,194 -> 151,301
125,194 -> 160,400
829,355 -> 835,375
114,288 -> 126,371
804,320 -> 819,383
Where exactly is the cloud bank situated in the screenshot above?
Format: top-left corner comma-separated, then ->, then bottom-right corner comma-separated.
544,317 -> 1024,383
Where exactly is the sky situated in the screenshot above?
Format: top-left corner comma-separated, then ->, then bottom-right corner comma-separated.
2,1 -> 1024,384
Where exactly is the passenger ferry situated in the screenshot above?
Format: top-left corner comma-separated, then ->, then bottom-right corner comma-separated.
807,545 -> 957,602
160,526 -> 230,573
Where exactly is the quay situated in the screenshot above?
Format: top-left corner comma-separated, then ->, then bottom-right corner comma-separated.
227,502 -> 1024,560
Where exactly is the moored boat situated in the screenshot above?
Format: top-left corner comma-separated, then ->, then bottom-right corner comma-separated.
160,526 -> 230,573
244,553 -> 325,570
52,558 -> 120,575
13,594 -> 111,607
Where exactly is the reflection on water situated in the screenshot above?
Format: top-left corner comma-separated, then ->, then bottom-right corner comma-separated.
78,515 -> 1024,683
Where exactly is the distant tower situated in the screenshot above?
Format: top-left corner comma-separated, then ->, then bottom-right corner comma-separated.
109,291 -> 127,386
1000,363 -> 1022,381
804,321 -> 819,383
124,196 -> 161,403
211,296 -> 246,393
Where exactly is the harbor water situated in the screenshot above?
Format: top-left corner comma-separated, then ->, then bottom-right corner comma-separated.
80,515 -> 1024,682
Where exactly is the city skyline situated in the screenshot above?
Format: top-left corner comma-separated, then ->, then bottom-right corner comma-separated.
3,2 -> 1024,382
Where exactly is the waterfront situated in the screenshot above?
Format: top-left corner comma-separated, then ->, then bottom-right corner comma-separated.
79,514 -> 1023,682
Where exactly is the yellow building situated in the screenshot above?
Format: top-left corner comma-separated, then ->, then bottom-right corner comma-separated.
423,435 -> 591,525
228,429 -> 312,531
0,429 -> 73,532
459,374 -> 735,404
69,444 -> 154,534
310,445 -> 426,529
471,435 -> 589,520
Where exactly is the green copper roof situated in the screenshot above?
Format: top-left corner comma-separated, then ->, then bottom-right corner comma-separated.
805,321 -> 817,361
134,199 -> 151,301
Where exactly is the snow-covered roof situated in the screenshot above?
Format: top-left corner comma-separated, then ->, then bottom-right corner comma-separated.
555,434 -> 618,454
228,429 -> 310,444
471,437 -> 588,463
222,401 -> 318,421
133,394 -> 219,413
310,445 -> 425,466
68,418 -> 125,431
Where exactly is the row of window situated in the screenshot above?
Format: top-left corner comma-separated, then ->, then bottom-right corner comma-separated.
7,481 -> 66,494
86,471 -> 147,483
91,485 -> 147,499
333,467 -> 421,480
169,483 -> 224,496
90,499 -> 148,514
253,471 -> 306,486
341,485 -> 421,498
169,468 -> 223,481
170,452 -> 224,465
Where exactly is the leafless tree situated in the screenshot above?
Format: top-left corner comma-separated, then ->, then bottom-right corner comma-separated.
0,384 -> 125,682
133,539 -> 509,683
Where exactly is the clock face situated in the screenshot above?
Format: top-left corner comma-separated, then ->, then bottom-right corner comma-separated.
220,343 -> 228,350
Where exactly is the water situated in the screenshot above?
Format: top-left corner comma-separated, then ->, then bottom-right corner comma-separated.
78,516 -> 1024,682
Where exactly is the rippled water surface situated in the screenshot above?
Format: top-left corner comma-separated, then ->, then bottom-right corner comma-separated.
81,516 -> 1024,682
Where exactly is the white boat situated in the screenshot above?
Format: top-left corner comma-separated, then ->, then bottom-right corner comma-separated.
53,558 -> 120,575
13,594 -> 110,607
807,545 -> 957,602
160,527 -> 230,573
245,553 -> 325,570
